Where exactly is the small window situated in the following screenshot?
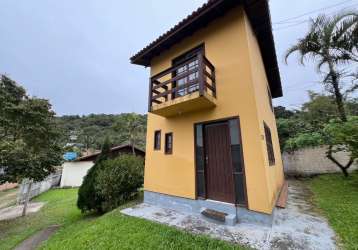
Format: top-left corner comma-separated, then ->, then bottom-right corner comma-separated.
154,130 -> 161,150
264,122 -> 275,166
267,87 -> 273,112
165,133 -> 173,154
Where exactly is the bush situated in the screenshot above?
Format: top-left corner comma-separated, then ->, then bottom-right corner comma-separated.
284,132 -> 324,152
95,155 -> 144,212
77,163 -> 104,213
77,138 -> 111,213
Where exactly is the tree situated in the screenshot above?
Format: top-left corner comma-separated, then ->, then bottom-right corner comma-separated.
324,117 -> 358,177
275,92 -> 357,152
300,92 -> 339,129
276,117 -> 314,151
78,126 -> 100,153
77,137 -> 111,213
0,75 -> 63,216
112,113 -> 146,155
56,113 -> 147,151
285,12 -> 358,122
274,106 -> 295,119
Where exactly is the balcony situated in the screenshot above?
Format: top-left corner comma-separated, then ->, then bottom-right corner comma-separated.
149,53 -> 216,117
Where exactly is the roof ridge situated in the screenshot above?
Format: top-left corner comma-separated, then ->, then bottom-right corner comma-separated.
130,0 -> 223,62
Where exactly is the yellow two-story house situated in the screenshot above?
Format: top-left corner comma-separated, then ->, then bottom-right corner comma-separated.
131,0 -> 284,225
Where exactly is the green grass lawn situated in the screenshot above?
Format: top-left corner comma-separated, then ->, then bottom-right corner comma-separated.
0,188 -> 243,250
0,188 -> 87,250
308,171 -> 358,250
40,207 -> 242,250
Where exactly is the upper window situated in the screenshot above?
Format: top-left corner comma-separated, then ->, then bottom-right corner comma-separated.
172,45 -> 204,98
154,130 -> 161,150
165,133 -> 173,154
267,87 -> 273,112
264,122 -> 275,166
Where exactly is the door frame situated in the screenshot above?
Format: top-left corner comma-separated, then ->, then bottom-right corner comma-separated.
194,116 -> 248,207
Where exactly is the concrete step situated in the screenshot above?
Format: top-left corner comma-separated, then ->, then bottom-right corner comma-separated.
201,208 -> 227,222
200,207 -> 237,226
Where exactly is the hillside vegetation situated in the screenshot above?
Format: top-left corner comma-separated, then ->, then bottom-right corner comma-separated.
56,113 -> 147,151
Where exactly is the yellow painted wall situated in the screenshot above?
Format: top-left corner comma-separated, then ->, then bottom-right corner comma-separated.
244,14 -> 285,209
144,6 -> 283,214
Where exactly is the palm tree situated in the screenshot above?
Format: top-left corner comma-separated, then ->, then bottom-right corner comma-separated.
285,12 -> 358,122
113,113 -> 145,156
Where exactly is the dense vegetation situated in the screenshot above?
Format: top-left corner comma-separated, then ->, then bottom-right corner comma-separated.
284,12 -> 357,176
0,75 -> 63,216
77,138 -> 112,213
0,75 -> 63,184
275,93 -> 358,152
95,155 -> 144,212
56,113 -> 146,153
78,139 -> 144,214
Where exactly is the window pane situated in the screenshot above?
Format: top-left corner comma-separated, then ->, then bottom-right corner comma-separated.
154,131 -> 161,150
231,144 -> 242,173
196,125 -> 204,171
195,124 -> 205,197
264,122 -> 275,166
165,133 -> 173,154
229,119 -> 239,145
234,173 -> 246,205
196,171 -> 206,198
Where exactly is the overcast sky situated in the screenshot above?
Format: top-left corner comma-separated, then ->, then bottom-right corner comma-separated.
0,0 -> 357,115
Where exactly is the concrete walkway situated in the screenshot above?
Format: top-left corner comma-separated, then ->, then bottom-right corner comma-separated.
122,180 -> 337,250
14,225 -> 60,250
0,202 -> 45,221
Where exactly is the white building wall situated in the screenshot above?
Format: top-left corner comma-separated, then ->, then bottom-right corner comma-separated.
283,146 -> 357,176
60,161 -> 94,187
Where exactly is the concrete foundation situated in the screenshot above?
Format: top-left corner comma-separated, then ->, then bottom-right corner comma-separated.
144,191 -> 273,226
122,181 -> 337,249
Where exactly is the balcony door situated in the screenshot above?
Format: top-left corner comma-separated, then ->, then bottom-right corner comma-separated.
172,45 -> 204,98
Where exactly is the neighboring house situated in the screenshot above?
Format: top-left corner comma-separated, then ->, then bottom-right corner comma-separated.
0,182 -> 18,191
131,0 -> 284,225
60,145 -> 145,187
63,152 -> 78,161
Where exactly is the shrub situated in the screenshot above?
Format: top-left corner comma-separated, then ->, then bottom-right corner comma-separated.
95,155 -> 144,212
77,138 -> 111,213
284,132 -> 324,152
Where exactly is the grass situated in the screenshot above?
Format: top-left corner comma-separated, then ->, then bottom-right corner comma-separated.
0,188 -> 243,250
40,197 -> 242,250
0,188 -> 85,250
308,171 -> 358,250
40,208 -> 242,250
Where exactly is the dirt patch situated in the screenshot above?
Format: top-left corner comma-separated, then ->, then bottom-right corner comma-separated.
0,188 -> 18,209
14,225 -> 60,250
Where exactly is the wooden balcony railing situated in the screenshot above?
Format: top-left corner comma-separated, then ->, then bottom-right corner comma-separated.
148,52 -> 216,111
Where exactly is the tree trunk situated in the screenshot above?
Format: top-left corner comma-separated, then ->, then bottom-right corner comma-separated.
326,145 -> 353,177
130,137 -> 136,156
328,62 -> 347,122
22,180 -> 33,217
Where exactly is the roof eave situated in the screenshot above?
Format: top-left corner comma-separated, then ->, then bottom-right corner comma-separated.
131,0 -> 283,98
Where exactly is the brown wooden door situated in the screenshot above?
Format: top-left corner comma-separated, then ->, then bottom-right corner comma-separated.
204,122 -> 235,203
